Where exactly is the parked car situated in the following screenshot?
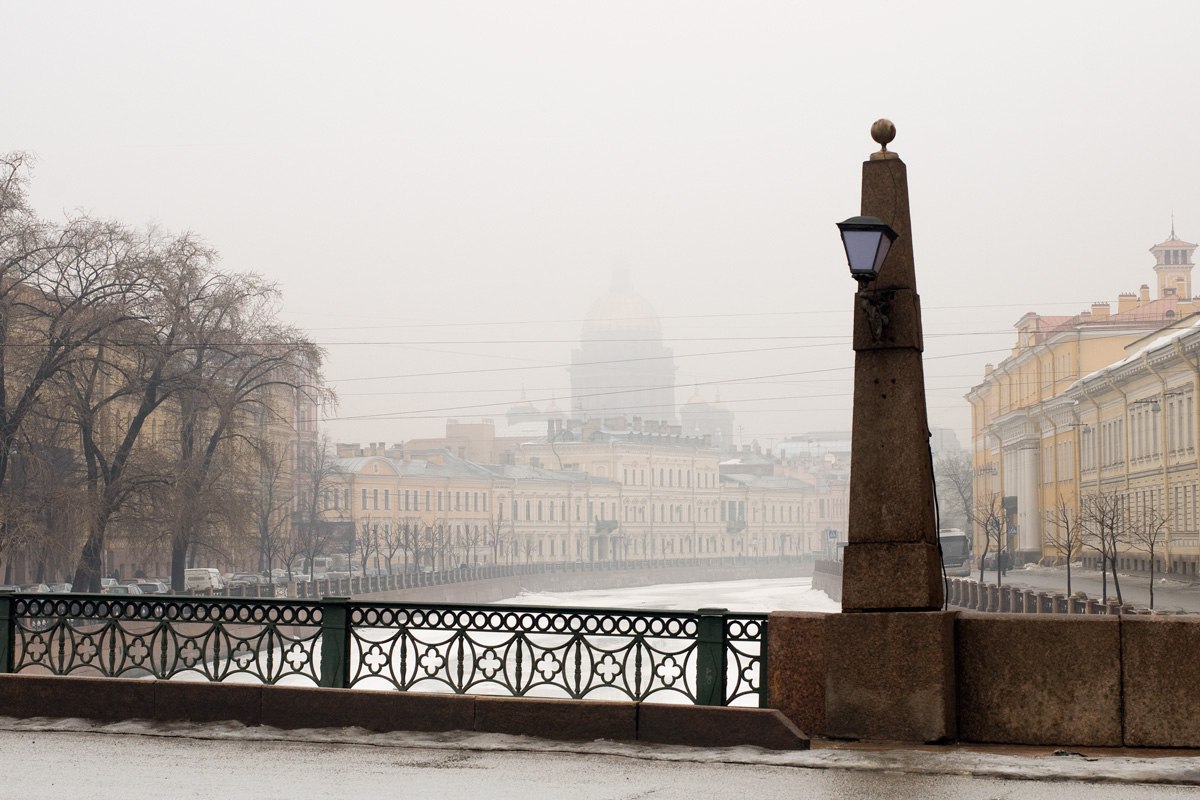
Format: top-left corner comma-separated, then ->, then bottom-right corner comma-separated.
45,582 -> 72,593
183,568 -> 224,591
135,580 -> 170,595
21,583 -> 51,593
227,573 -> 269,589
100,578 -> 118,590
103,584 -> 143,595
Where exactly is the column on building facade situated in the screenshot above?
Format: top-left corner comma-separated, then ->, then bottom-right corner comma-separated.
1017,440 -> 1041,559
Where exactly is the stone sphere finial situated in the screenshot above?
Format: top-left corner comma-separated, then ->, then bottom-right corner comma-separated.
869,119 -> 898,160
871,119 -> 896,150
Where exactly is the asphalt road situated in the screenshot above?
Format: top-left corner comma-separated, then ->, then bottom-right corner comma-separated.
987,564 -> 1200,614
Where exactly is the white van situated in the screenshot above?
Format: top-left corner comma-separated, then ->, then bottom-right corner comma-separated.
184,568 -> 224,591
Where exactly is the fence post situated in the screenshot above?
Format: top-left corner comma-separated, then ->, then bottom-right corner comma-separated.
319,596 -> 351,688
695,607 -> 728,706
0,591 -> 14,674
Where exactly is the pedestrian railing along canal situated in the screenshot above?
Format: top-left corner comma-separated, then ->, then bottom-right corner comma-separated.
0,593 -> 767,707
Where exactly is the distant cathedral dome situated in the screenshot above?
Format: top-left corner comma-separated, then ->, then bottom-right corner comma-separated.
581,269 -> 662,342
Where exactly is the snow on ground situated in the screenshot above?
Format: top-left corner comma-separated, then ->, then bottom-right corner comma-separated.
496,576 -> 841,613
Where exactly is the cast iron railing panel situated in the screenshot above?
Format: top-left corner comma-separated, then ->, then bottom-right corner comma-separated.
0,593 -> 767,706
8,595 -> 324,685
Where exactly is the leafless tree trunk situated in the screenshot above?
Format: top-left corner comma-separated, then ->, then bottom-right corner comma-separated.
1080,491 -> 1130,605
934,450 -> 973,531
970,493 -> 1006,586
1128,505 -> 1171,610
1044,494 -> 1084,598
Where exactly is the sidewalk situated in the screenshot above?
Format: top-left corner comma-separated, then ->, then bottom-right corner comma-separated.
987,563 -> 1200,614
4,716 -> 1200,797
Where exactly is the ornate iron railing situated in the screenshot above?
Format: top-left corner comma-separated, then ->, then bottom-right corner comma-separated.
0,593 -> 767,707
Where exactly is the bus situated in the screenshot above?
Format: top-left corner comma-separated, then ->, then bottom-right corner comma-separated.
938,528 -> 973,577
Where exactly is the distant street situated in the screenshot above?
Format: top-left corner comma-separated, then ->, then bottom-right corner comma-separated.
979,564 -> 1200,615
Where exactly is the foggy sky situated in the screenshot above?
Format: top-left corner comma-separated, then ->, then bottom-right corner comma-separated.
5,1 -> 1199,450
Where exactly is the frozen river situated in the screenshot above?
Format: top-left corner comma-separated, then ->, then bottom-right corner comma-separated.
495,575 -> 842,613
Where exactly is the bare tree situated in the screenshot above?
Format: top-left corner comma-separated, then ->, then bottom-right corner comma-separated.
1080,491 -> 1130,605
1128,505 -> 1171,610
970,493 -> 1006,585
356,519 -> 378,575
65,233 -> 254,591
161,281 -> 325,588
248,439 -> 296,575
1043,494 -> 1085,598
934,450 -> 973,531
0,158 -> 149,571
294,436 -> 343,582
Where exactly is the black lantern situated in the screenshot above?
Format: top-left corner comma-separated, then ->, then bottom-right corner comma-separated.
837,215 -> 897,284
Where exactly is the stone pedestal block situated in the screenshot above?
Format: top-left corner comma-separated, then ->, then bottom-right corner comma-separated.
824,610 -> 956,742
957,614 -> 1121,746
1122,617 -> 1200,746
840,542 -> 943,611
766,611 -> 827,736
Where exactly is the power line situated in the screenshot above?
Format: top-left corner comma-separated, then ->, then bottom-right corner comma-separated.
327,349 -> 999,421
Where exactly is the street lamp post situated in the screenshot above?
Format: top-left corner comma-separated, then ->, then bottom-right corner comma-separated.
836,119 -> 943,611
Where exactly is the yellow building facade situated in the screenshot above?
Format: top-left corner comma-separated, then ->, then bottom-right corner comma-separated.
967,232 -> 1199,567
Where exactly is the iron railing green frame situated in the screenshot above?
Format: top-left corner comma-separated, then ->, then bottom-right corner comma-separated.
0,592 -> 768,707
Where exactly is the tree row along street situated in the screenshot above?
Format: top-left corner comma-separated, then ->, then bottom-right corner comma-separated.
0,153 -> 327,593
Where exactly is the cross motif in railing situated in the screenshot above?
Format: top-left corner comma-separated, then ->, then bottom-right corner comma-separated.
127,639 -> 150,663
284,642 -> 309,670
595,654 -> 621,682
655,655 -> 683,685
477,650 -> 502,678
231,644 -> 255,668
363,645 -> 388,672
179,641 -> 202,667
535,652 -> 561,681
26,635 -> 48,661
419,646 -> 445,675
76,637 -> 98,662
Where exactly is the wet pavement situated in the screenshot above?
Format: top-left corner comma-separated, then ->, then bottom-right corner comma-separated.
4,717 -> 1199,799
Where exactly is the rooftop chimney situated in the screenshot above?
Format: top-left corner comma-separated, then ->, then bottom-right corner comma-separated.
1091,302 -> 1110,318
1140,284 -> 1151,303
1117,292 -> 1137,314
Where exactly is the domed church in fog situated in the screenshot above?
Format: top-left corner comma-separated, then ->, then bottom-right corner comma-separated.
569,270 -> 677,425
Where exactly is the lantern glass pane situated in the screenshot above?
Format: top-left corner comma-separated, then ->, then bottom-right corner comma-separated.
871,235 -> 894,273
842,230 -> 884,275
